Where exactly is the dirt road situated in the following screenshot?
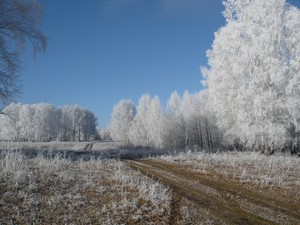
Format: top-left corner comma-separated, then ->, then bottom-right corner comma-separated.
128,159 -> 300,225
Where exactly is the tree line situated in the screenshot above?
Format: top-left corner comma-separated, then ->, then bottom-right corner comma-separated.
1,0 -> 300,152
0,103 -> 98,142
109,0 -> 300,153
109,91 -> 221,150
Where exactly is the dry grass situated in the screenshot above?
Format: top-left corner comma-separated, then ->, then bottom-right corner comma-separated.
0,141 -> 126,151
0,141 -> 92,151
160,150 -> 300,199
130,158 -> 300,224
0,150 -> 171,224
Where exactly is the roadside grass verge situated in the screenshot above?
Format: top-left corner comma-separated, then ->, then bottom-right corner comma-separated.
160,150 -> 300,199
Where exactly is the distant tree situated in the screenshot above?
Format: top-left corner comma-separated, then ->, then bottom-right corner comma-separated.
147,96 -> 166,149
127,95 -> 167,149
165,91 -> 185,148
0,103 -> 98,142
109,100 -> 136,144
0,103 -> 22,141
196,90 -> 222,148
110,91 -> 221,150
129,94 -> 152,147
33,103 -> 59,142
60,105 -> 81,141
61,105 -> 99,142
98,128 -> 112,142
165,90 -> 220,149
80,109 -> 98,141
18,104 -> 35,141
0,0 -> 47,106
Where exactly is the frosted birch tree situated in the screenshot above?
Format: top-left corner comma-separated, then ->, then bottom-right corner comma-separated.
19,104 -> 35,141
60,105 -> 98,142
80,109 -> 98,141
202,0 -> 300,151
147,96 -> 166,149
32,103 -> 59,142
166,91 -> 186,148
0,103 -> 21,141
129,94 -> 152,147
0,103 -> 98,142
165,90 -> 220,149
127,95 -> 167,149
109,99 -> 136,144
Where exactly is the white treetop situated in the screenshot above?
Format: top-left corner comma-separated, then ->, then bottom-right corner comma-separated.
109,99 -> 136,144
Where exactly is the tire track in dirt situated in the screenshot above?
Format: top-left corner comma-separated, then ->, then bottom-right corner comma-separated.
145,160 -> 300,221
128,159 -> 300,225
169,193 -> 183,224
83,143 -> 94,150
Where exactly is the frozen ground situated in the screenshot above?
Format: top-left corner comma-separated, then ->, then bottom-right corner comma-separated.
0,150 -> 171,224
0,141 -> 122,151
0,141 -> 178,160
128,150 -> 300,224
1,143 -> 299,224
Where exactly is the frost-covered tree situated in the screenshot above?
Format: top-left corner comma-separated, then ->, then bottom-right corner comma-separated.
80,109 -> 98,141
110,92 -> 221,149
283,4 -> 300,150
165,91 -> 220,149
18,104 -> 35,141
147,96 -> 166,149
202,0 -> 300,151
60,105 -> 97,142
129,94 -> 152,147
33,103 -> 59,142
0,103 -> 22,141
127,95 -> 167,149
195,90 -> 222,149
60,105 -> 84,141
98,128 -> 112,142
109,99 -> 136,144
165,91 -> 186,148
0,103 -> 98,142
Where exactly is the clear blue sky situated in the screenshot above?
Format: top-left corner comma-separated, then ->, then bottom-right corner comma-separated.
19,0 -> 300,128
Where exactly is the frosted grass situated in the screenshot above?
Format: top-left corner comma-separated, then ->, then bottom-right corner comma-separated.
160,150 -> 300,188
0,150 -> 171,224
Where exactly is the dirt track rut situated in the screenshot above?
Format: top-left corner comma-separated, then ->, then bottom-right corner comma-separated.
128,159 -> 300,225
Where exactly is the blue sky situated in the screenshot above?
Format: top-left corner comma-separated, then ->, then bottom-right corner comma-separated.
20,0 -> 300,127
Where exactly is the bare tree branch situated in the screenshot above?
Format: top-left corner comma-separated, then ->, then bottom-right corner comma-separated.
0,0 -> 47,105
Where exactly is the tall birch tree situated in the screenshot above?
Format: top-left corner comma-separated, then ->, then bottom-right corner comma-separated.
202,0 -> 300,151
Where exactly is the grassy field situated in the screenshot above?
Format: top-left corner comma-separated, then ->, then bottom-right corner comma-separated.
0,150 -> 171,224
1,143 -> 299,224
160,150 -> 300,192
0,141 -> 124,151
